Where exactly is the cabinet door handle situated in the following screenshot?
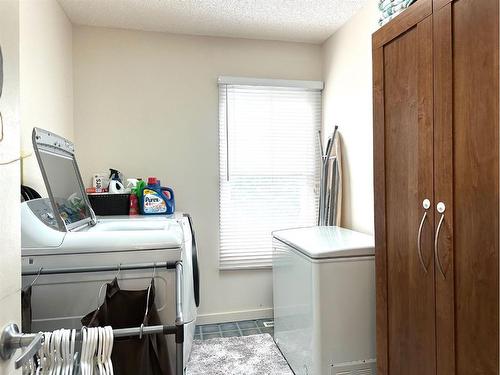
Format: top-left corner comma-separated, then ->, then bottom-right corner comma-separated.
434,202 -> 446,279
417,199 -> 431,273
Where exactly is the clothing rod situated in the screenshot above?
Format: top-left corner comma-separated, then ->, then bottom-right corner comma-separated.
15,324 -> 178,347
21,260 -> 179,276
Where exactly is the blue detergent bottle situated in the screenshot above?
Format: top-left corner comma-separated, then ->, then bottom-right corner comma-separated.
157,179 -> 175,214
140,177 -> 175,215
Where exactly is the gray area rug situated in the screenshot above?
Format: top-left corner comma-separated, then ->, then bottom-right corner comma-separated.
186,334 -> 293,375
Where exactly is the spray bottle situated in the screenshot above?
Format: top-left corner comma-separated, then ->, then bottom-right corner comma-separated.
108,168 -> 125,194
127,178 -> 140,215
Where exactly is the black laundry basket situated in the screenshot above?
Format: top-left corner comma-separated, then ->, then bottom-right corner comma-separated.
88,193 -> 130,216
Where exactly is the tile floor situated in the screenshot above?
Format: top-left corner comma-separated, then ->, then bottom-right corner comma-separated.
195,319 -> 274,341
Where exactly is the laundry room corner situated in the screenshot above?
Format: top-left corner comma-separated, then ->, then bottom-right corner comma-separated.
71,26 -> 323,323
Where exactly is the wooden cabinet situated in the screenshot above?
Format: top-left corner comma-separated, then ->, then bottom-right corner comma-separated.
373,0 -> 499,374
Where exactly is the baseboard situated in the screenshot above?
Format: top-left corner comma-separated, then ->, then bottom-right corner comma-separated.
196,307 -> 273,325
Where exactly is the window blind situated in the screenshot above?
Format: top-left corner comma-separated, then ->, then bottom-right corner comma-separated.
218,80 -> 322,270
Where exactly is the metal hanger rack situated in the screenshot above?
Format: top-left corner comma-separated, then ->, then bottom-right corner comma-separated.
0,260 -> 185,375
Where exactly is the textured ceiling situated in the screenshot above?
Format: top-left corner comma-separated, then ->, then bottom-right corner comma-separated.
58,0 -> 367,44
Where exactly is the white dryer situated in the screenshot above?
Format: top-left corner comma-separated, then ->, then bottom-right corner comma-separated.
21,128 -> 200,370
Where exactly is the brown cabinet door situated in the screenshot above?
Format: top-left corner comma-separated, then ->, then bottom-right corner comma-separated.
433,0 -> 452,12
433,1 -> 499,375
373,7 -> 436,375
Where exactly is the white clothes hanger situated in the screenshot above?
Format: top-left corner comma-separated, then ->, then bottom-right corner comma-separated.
102,327 -> 109,375
48,329 -> 55,375
60,330 -> 67,375
81,327 -> 88,375
60,329 -> 67,375
63,329 -> 71,375
104,327 -> 111,375
83,328 -> 90,375
92,327 -> 98,375
97,327 -> 104,375
62,330 -> 68,375
66,329 -> 72,375
69,329 -> 75,375
92,327 -> 99,375
98,328 -> 105,375
48,330 -> 56,375
47,331 -> 54,375
55,329 -> 63,375
57,330 -> 63,375
35,340 -> 43,375
104,327 -> 110,375
29,326 -> 113,375
61,330 -> 67,375
41,331 -> 51,375
104,326 -> 113,375
50,332 -> 56,375
87,328 -> 94,375
85,327 -> 93,375
47,330 -> 54,375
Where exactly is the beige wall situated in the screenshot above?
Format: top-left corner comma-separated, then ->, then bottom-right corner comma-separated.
17,0 -> 378,321
0,0 -> 21,373
322,1 -> 379,235
20,0 -> 73,194
73,26 -> 323,322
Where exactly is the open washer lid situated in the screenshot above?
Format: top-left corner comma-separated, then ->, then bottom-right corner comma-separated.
272,226 -> 374,260
32,127 -> 97,232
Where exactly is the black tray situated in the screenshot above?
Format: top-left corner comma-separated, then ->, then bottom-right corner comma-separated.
88,193 -> 130,216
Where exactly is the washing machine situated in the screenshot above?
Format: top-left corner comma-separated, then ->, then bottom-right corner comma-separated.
21,128 -> 200,370
272,226 -> 375,375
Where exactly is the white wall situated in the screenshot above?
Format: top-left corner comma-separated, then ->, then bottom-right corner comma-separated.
73,27 -> 323,322
17,0 -> 378,321
0,1 -> 21,373
322,1 -> 379,235
20,0 -> 74,194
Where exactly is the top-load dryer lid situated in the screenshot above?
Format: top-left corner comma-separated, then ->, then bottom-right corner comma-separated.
32,127 -> 96,232
272,226 -> 374,260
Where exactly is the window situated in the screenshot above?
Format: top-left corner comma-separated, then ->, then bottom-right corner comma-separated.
218,77 -> 322,270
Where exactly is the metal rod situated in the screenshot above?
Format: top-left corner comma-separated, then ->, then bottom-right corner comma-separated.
15,324 -> 178,347
21,261 -> 178,276
176,341 -> 184,375
175,262 -> 184,325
